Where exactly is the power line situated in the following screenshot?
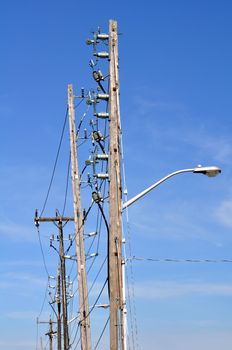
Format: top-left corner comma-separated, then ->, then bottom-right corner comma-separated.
71,277 -> 108,343
128,257 -> 232,264
69,319 -> 81,348
62,153 -> 71,216
84,278 -> 108,320
88,256 -> 107,294
94,316 -> 110,350
74,97 -> 84,110
36,226 -> 50,277
37,279 -> 49,319
66,200 -> 94,253
40,108 -> 68,217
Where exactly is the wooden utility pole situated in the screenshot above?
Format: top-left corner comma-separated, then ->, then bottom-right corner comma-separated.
67,84 -> 91,350
44,317 -> 55,350
108,20 -> 125,350
34,215 -> 73,350
58,220 -> 69,350
48,318 -> 53,350
57,268 -> 62,350
38,317 -> 56,350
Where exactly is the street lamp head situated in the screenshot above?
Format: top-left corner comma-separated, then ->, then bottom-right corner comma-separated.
193,165 -> 221,177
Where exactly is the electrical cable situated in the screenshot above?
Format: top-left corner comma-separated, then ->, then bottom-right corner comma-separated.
40,108 -> 68,217
73,334 -> 81,350
36,318 -> 39,350
65,200 -> 94,254
124,200 -> 138,350
71,255 -> 107,327
76,103 -> 90,136
93,316 -> 110,350
62,153 -> 71,216
36,226 -> 50,277
120,110 -> 138,350
71,253 -> 107,310
74,98 -> 84,110
71,273 -> 108,344
37,279 -> 49,319
88,256 -> 107,295
76,277 -> 108,348
69,319 -> 79,345
96,202 -> 110,297
128,257 -> 232,264
81,278 -> 108,321
40,99 -> 86,219
43,337 -> 49,350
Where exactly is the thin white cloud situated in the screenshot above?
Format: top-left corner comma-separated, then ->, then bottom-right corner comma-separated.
133,96 -> 186,114
134,280 -> 232,299
0,222 -> 37,243
126,198 -> 214,242
0,272 -> 47,294
6,311 -> 39,320
192,134 -> 232,165
216,199 -> 232,227
131,94 -> 232,165
139,330 -> 232,350
1,259 -> 45,267
0,340 -> 35,349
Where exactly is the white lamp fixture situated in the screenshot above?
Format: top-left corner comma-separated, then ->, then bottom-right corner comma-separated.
193,165 -> 221,177
122,165 -> 221,210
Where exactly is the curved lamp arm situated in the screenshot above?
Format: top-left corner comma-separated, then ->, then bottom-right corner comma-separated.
122,165 -> 221,210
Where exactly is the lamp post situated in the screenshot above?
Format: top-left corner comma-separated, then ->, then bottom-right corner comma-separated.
121,165 -> 221,349
122,165 -> 221,210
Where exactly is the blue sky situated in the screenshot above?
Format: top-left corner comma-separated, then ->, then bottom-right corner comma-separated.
0,1 -> 232,349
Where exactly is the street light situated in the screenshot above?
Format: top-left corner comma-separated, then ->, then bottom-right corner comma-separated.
122,165 -> 221,210
121,165 -> 221,350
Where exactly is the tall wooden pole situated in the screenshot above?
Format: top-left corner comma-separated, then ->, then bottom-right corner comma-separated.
34,215 -> 73,350
68,84 -> 91,350
38,318 -> 55,350
108,19 -> 125,350
57,268 -> 62,350
48,318 -> 53,350
58,220 -> 69,350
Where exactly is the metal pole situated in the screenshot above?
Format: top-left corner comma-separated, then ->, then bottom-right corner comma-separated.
108,19 -> 125,350
67,84 -> 91,350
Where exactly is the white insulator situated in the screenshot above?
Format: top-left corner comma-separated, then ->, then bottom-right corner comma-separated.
96,154 -> 108,160
88,231 -> 98,237
123,188 -> 128,195
95,112 -> 109,119
94,52 -> 109,58
97,93 -> 109,101
95,173 -> 109,179
97,33 -> 109,40
89,253 -> 98,258
96,304 -> 110,309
